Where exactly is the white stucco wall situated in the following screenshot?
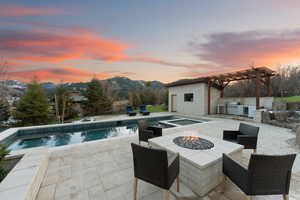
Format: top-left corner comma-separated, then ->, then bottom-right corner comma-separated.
168,83 -> 220,115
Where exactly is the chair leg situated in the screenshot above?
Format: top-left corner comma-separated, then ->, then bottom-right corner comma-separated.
176,177 -> 180,192
283,194 -> 289,200
134,178 -> 138,200
164,190 -> 170,200
220,176 -> 227,193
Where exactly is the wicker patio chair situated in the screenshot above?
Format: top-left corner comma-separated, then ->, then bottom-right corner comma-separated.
127,105 -> 137,116
223,123 -> 259,153
131,143 -> 180,200
222,153 -> 296,200
139,104 -> 150,115
137,120 -> 162,144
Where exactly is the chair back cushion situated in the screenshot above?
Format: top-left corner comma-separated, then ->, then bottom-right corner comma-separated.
138,120 -> 148,132
139,104 -> 146,111
239,123 -> 259,136
131,143 -> 168,188
248,154 -> 296,195
127,106 -> 133,112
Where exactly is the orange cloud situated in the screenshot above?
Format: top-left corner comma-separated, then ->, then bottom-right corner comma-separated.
0,29 -> 130,63
6,67 -> 130,83
0,4 -> 70,17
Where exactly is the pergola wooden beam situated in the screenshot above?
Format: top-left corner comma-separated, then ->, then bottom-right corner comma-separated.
206,67 -> 276,114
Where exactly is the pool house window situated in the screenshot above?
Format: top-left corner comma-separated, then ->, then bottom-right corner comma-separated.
184,93 -> 194,102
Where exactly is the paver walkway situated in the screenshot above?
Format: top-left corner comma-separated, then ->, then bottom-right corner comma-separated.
36,117 -> 300,200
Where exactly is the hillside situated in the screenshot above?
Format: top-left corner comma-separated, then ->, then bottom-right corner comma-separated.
0,77 -> 166,100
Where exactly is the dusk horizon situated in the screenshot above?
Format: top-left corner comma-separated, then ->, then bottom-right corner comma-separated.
1,0 -> 300,83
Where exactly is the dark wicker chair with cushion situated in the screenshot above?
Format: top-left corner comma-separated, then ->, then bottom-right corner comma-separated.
223,123 -> 259,153
127,105 -> 137,116
139,104 -> 150,115
137,120 -> 162,144
223,153 -> 296,200
131,143 -> 180,200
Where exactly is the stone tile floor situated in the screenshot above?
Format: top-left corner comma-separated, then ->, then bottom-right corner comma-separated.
36,117 -> 300,200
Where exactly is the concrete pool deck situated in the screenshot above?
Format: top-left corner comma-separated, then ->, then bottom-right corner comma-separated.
1,113 -> 300,200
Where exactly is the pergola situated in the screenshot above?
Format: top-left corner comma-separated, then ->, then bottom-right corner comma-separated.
207,67 -> 276,114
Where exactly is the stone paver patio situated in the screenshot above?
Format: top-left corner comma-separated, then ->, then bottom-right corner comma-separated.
36,117 -> 300,200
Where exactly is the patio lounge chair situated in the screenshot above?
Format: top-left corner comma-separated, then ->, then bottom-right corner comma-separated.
223,123 -> 259,153
137,120 -> 162,144
139,104 -> 150,115
222,153 -> 296,200
127,106 -> 137,116
131,143 -> 180,200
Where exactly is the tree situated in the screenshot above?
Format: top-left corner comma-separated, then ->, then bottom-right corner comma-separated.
0,99 -> 10,122
224,66 -> 300,98
14,80 -> 52,126
54,85 -> 78,123
0,59 -> 9,100
129,92 -> 141,108
83,78 -> 112,115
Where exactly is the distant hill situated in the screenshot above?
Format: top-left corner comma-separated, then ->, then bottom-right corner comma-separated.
103,77 -> 165,99
1,77 -> 166,99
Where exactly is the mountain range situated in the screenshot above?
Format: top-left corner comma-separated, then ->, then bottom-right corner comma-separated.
1,77 -> 166,99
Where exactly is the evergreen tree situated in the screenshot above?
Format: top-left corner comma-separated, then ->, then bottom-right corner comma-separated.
83,78 -> 112,115
14,80 -> 52,126
0,99 -> 10,122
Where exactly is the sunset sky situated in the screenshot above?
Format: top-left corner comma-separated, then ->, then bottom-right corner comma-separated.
1,0 -> 300,83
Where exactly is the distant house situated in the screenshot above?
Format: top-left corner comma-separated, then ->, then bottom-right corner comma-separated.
69,92 -> 87,116
165,78 -> 220,116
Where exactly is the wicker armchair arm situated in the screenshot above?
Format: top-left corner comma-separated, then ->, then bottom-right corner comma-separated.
237,135 -> 258,149
223,154 -> 249,194
223,130 -> 239,140
139,130 -> 154,142
148,126 -> 162,137
167,153 -> 180,188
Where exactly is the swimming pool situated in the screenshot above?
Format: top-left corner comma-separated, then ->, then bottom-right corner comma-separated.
6,116 -> 176,150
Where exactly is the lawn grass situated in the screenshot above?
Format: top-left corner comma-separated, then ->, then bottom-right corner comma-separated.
274,95 -> 300,102
146,105 -> 168,112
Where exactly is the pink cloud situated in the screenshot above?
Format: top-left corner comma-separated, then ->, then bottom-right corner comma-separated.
0,29 -> 130,63
0,4 -> 71,17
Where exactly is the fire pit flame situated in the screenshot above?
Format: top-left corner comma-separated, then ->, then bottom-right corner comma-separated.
173,136 -> 214,150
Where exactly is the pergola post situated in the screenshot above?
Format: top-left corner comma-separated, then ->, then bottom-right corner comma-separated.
255,71 -> 261,109
266,76 -> 272,96
208,80 -> 211,115
220,89 -> 224,98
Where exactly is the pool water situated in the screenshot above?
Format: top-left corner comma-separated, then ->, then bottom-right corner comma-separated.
7,119 -> 173,150
168,119 -> 202,126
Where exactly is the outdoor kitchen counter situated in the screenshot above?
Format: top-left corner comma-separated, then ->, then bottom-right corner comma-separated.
149,131 -> 243,197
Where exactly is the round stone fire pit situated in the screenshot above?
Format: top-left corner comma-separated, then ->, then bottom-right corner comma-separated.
173,136 -> 214,150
